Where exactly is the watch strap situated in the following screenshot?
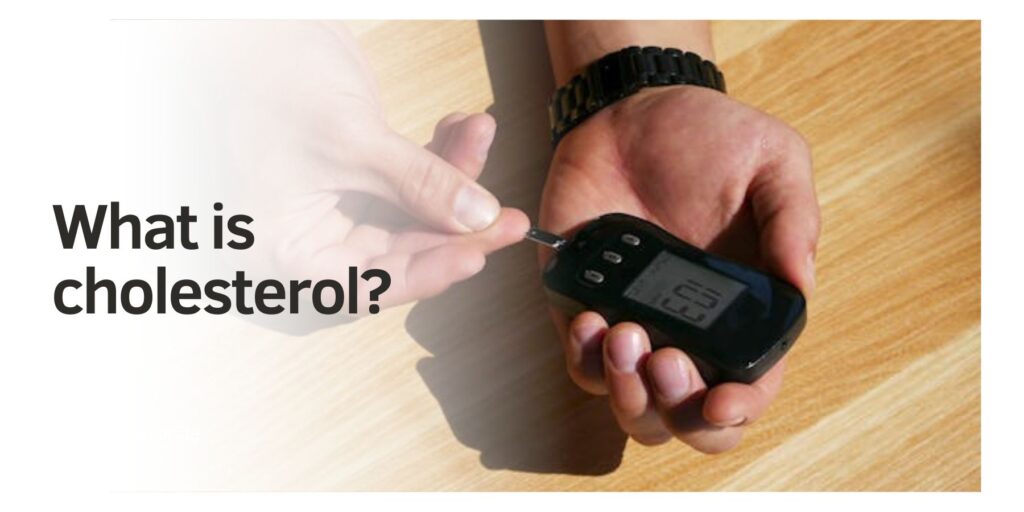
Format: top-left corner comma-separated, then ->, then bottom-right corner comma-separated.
547,46 -> 726,146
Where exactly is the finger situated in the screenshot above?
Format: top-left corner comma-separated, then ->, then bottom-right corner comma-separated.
310,238 -> 487,310
367,243 -> 485,308
276,208 -> 527,311
367,208 -> 527,307
602,323 -> 672,445
565,311 -> 609,395
435,113 -> 495,180
373,130 -> 501,233
702,358 -> 786,427
749,134 -> 820,297
425,112 -> 469,153
272,229 -> 482,311
370,208 -> 525,306
321,206 -> 526,264
434,206 -> 528,254
385,207 -> 528,255
646,348 -> 744,453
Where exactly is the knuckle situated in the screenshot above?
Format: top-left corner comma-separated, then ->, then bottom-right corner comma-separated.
787,126 -> 811,153
768,117 -> 809,151
438,111 -> 467,128
809,209 -> 823,238
762,120 -> 811,163
396,153 -> 450,208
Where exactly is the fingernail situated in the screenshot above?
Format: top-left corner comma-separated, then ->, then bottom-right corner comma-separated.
649,356 -> 690,402
722,416 -> 746,427
477,124 -> 495,162
453,183 -> 500,231
608,329 -> 643,373
805,252 -> 816,297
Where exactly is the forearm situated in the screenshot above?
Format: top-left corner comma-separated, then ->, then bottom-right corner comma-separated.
543,21 -> 714,85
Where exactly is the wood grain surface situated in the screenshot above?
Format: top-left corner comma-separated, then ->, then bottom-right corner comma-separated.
160,20 -> 979,491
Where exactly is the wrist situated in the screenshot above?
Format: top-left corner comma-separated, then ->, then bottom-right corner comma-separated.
544,21 -> 714,85
547,47 -> 725,146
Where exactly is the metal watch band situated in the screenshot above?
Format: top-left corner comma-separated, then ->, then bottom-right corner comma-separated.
547,46 -> 727,146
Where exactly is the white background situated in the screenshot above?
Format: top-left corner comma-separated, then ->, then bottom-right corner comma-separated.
0,0 -> 1017,509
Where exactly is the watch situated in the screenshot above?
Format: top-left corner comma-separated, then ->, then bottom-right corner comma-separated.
547,46 -> 727,146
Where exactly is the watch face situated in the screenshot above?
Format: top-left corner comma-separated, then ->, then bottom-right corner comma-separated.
623,251 -> 747,330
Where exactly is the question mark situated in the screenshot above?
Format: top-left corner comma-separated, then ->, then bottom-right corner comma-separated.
360,269 -> 391,314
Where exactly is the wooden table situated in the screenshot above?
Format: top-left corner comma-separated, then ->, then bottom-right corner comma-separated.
160,20 -> 979,491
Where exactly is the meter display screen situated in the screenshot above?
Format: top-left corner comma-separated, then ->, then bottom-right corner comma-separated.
623,251 -> 747,329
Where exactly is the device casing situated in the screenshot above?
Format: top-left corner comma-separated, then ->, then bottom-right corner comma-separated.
542,213 -> 806,384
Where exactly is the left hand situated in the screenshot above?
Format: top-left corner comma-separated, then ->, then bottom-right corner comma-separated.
182,22 -> 527,320
539,85 -> 819,453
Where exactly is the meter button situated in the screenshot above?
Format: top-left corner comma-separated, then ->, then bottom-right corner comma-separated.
602,251 -> 623,264
621,233 -> 641,246
583,270 -> 605,284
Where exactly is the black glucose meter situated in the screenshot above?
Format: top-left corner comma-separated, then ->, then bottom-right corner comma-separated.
529,213 -> 806,384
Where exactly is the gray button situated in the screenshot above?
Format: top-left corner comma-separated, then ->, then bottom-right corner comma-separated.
602,251 -> 623,264
583,270 -> 605,284
621,233 -> 641,246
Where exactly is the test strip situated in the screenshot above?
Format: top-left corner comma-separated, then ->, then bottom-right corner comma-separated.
525,227 -> 567,250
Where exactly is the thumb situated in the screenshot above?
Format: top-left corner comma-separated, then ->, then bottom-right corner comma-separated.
749,139 -> 821,297
373,129 -> 501,233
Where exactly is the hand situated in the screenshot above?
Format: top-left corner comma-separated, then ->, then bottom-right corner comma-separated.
539,85 -> 819,453
185,22 -> 527,320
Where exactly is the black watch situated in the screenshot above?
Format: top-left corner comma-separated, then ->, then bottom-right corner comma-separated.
547,46 -> 726,146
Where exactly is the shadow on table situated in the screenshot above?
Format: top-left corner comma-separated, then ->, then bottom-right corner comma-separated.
404,21 -> 627,477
